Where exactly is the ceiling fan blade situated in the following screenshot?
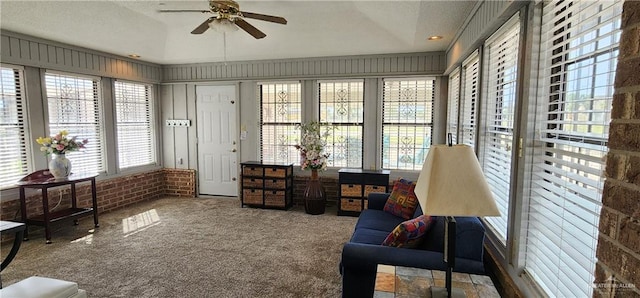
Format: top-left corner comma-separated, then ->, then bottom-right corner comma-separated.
234,19 -> 266,39
159,9 -> 210,13
241,11 -> 287,24
191,18 -> 213,34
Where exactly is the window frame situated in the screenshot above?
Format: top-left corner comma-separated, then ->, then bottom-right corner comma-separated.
318,79 -> 364,169
0,64 -> 30,189
259,81 -> 303,165
113,80 -> 157,171
43,70 -> 106,175
380,77 -> 436,171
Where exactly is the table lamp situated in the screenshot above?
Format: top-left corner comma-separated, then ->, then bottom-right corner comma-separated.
414,143 -> 500,298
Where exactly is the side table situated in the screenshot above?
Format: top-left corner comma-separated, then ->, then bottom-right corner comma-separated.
0,220 -> 26,288
17,170 -> 99,244
374,264 -> 500,297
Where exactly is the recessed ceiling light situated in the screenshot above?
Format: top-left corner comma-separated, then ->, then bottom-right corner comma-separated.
129,54 -> 141,59
427,36 -> 443,41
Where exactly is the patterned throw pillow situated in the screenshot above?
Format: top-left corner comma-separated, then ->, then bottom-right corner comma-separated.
382,215 -> 434,248
383,178 -> 419,219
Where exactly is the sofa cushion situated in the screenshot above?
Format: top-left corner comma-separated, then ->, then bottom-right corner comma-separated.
350,228 -> 392,245
354,209 -> 406,232
382,215 -> 434,248
383,178 -> 419,219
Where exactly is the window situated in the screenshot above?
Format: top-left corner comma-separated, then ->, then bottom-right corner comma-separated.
319,80 -> 363,168
480,14 -> 521,242
381,78 -> 435,170
0,66 -> 29,188
45,72 -> 104,174
260,82 -> 302,164
524,1 -> 622,296
447,69 -> 461,144
460,51 -> 480,149
114,81 -> 155,169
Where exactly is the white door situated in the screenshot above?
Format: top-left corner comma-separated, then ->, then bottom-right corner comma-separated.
196,85 -> 238,196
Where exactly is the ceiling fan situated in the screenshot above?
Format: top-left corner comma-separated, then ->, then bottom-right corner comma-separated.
159,0 -> 287,39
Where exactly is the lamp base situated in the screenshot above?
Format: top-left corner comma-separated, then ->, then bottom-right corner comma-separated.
430,286 -> 466,298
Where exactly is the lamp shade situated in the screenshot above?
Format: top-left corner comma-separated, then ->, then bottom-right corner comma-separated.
414,144 -> 500,217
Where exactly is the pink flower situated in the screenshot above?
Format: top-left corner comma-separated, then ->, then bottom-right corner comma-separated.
56,144 -> 65,151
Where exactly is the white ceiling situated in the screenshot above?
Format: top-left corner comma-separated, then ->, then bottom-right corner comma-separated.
0,1 -> 476,65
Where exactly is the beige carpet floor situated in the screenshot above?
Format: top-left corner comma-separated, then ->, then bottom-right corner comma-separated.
1,197 -> 357,297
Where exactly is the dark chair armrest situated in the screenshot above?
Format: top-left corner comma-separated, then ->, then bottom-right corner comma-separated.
367,193 -> 390,210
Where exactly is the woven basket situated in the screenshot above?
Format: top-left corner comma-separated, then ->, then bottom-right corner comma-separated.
264,190 -> 285,207
264,167 -> 287,178
242,166 -> 263,176
364,185 -> 386,197
340,198 -> 362,212
243,178 -> 263,188
265,179 -> 286,189
243,189 -> 263,205
341,184 -> 362,197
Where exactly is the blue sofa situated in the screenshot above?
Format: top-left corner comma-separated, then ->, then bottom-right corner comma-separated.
340,193 -> 487,298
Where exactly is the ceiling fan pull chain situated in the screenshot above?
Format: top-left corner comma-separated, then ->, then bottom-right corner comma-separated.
223,31 -> 228,65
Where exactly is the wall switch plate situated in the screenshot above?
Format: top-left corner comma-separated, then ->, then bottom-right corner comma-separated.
166,119 -> 191,127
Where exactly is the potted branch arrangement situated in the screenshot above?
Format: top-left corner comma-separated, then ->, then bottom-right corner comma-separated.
295,122 -> 331,215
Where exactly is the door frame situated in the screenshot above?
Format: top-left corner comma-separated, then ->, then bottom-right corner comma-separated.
194,82 -> 241,197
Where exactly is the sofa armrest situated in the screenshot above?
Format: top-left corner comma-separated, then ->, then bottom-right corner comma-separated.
367,193 -> 390,210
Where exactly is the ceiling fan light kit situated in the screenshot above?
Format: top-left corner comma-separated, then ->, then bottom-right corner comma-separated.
161,0 -> 287,39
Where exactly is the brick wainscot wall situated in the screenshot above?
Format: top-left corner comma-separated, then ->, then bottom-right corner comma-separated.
594,1 -> 640,297
0,169 -> 196,225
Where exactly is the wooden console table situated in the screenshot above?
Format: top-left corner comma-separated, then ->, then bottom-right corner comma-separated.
374,264 -> 500,297
17,170 -> 99,244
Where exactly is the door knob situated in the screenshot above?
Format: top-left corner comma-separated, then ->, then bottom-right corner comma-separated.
231,149 -> 237,152
232,177 -> 237,181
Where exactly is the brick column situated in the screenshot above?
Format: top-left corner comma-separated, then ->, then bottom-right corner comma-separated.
595,1 -> 640,297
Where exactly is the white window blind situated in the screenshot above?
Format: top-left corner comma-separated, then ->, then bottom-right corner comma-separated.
381,78 -> 434,171
0,66 -> 29,188
460,52 -> 480,149
45,72 -> 104,174
260,82 -> 302,165
319,80 -> 364,168
447,69 -> 461,144
481,14 -> 521,243
525,1 -> 622,297
114,81 -> 155,169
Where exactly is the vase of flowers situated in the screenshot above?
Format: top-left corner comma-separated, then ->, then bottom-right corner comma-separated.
295,122 -> 331,215
36,130 -> 88,179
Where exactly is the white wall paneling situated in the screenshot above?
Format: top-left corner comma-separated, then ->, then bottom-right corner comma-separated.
162,52 -> 446,82
1,30 -> 161,84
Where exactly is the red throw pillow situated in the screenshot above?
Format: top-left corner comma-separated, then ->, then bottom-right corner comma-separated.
383,178 -> 419,219
382,215 -> 434,248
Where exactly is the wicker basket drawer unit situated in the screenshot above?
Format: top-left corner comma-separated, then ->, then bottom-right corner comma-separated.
240,161 -> 293,210
338,168 -> 390,216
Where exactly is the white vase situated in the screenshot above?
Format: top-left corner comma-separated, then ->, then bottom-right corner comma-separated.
49,153 -> 72,179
